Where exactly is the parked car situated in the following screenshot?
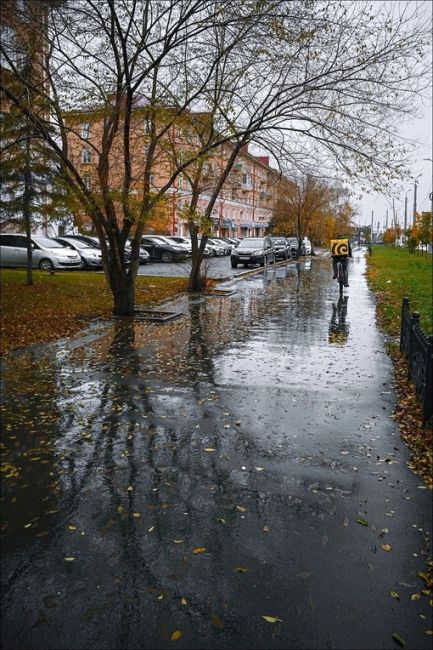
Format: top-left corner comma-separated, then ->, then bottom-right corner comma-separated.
52,236 -> 103,269
210,237 -> 235,254
270,236 -> 290,260
286,237 -> 305,257
64,234 -> 132,264
303,237 -> 312,255
126,240 -> 150,264
167,235 -> 214,257
166,236 -> 193,253
155,235 -> 192,256
230,236 -> 275,268
0,233 -> 83,270
206,238 -> 230,256
140,236 -> 187,262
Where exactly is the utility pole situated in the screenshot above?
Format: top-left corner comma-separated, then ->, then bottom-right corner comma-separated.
404,194 -> 408,231
370,211 -> 374,242
385,209 -> 388,228
413,179 -> 418,226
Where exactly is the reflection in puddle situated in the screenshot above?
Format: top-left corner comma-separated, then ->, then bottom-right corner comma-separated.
2,255 -> 423,650
328,296 -> 350,346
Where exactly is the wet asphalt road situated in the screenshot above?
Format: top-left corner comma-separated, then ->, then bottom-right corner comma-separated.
137,254 -> 245,279
1,252 -> 432,650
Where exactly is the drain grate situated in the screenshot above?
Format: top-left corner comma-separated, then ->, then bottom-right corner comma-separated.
115,309 -> 182,322
206,288 -> 237,297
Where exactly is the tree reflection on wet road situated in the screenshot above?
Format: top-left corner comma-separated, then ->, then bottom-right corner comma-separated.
1,253 -> 431,650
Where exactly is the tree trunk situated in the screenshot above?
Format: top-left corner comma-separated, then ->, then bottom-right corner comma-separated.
188,254 -> 205,292
112,273 -> 135,316
106,261 -> 136,317
24,134 -> 33,286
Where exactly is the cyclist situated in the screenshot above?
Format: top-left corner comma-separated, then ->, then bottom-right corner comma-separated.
331,235 -> 352,287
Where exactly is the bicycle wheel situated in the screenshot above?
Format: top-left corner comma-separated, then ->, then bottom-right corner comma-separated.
337,262 -> 344,298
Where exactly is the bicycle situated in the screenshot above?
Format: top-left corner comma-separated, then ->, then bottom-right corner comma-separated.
336,260 -> 346,298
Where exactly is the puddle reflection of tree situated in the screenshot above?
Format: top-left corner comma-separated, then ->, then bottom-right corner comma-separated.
1,349 -> 62,554
328,296 -> 350,346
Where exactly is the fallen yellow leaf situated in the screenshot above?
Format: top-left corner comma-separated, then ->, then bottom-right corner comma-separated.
64,557 -> 75,562
192,547 -> 207,554
173,539 -> 183,544
390,591 -> 400,599
170,630 -> 183,641
236,506 -> 246,512
262,615 -> 283,624
204,448 -> 216,452
132,512 -> 141,518
381,544 -> 392,552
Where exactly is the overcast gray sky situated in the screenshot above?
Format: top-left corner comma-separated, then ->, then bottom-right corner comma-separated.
352,0 -> 432,232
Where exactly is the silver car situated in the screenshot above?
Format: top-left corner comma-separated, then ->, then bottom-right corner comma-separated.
53,236 -> 103,269
0,234 -> 82,270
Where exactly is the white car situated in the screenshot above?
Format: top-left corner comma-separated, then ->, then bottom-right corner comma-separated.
0,233 -> 83,270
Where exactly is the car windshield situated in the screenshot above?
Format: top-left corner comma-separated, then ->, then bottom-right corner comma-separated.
272,238 -> 286,244
238,238 -> 264,248
147,236 -> 167,244
33,237 -> 66,248
62,239 -> 91,249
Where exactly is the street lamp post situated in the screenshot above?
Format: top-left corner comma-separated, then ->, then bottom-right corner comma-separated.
413,173 -> 422,226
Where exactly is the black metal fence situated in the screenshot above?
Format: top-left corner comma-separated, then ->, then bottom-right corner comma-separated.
400,297 -> 433,426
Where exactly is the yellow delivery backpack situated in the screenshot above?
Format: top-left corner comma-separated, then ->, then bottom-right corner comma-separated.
330,239 -> 349,257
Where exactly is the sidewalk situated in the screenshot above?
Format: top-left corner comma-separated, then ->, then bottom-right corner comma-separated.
1,251 -> 431,650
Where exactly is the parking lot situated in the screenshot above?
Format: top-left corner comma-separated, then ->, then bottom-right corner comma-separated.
137,254 -> 298,279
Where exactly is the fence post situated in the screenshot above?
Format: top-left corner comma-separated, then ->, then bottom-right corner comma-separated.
400,297 -> 410,352
408,312 -> 420,379
422,335 -> 433,426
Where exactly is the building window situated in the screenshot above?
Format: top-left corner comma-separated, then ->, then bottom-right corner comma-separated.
144,118 -> 152,134
81,123 -> 91,139
0,25 -> 16,69
82,174 -> 92,190
81,147 -> 92,163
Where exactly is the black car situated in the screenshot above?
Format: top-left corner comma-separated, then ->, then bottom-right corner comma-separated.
140,236 -> 187,262
270,237 -> 290,260
230,236 -> 275,268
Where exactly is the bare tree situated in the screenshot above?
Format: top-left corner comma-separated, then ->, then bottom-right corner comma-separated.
1,0 -> 430,314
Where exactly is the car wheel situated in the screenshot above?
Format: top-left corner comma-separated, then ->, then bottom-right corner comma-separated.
231,261 -> 238,268
39,258 -> 54,271
161,251 -> 173,263
260,261 -> 265,267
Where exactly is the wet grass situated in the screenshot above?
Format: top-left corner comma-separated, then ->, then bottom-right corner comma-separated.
366,246 -> 432,489
366,245 -> 432,335
0,269 -> 188,355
